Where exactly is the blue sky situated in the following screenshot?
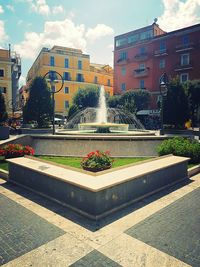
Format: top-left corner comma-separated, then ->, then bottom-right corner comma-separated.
0,0 -> 199,86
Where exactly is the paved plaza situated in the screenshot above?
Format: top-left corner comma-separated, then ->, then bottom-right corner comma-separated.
0,172 -> 200,267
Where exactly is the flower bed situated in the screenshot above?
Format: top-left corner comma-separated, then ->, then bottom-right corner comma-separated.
0,144 -> 34,159
81,150 -> 113,172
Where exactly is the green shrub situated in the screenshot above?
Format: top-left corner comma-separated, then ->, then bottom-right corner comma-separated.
157,137 -> 200,163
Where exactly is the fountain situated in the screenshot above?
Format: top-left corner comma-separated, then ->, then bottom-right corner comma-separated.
78,86 -> 129,133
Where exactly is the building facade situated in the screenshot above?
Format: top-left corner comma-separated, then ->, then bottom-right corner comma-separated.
0,48 -> 21,117
114,22 -> 200,108
26,46 -> 113,115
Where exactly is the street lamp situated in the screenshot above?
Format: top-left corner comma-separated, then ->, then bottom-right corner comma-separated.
159,73 -> 168,133
43,71 -> 64,135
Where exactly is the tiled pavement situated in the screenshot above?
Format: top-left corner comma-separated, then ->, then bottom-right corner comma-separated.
0,173 -> 200,267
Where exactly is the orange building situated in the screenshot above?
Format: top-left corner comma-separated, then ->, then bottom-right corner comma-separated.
0,48 -> 21,116
26,46 -> 113,115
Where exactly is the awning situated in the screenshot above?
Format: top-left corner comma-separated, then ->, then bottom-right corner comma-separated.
137,109 -> 160,116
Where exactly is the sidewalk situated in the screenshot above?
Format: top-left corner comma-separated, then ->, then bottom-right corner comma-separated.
0,173 -> 200,267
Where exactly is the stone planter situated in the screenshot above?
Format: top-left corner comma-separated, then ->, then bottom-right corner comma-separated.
0,126 -> 10,140
82,164 -> 112,172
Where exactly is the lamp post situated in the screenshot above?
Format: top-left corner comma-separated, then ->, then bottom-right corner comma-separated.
159,73 -> 168,133
43,71 -> 64,135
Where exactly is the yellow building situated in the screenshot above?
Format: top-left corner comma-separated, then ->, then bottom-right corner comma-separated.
26,46 -> 113,115
0,48 -> 21,117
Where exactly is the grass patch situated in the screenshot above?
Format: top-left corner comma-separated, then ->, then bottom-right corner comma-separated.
37,156 -> 150,169
0,156 -> 199,172
0,160 -> 9,171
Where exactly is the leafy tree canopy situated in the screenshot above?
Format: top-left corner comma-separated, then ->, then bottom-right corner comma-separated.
107,95 -> 121,108
120,89 -> 150,113
163,78 -> 189,128
0,91 -> 8,125
73,86 -> 99,109
23,76 -> 53,128
184,79 -> 200,126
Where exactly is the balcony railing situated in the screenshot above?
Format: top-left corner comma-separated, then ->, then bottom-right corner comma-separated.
174,63 -> 193,71
134,67 -> 149,77
154,49 -> 168,56
116,58 -> 130,65
175,42 -> 194,52
134,52 -> 148,61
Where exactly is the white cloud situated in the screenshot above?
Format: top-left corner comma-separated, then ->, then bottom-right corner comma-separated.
14,19 -> 87,59
0,21 -> 8,43
52,5 -> 64,15
158,0 -> 200,31
29,0 -> 50,16
86,24 -> 114,42
0,5 -> 4,14
6,5 -> 15,12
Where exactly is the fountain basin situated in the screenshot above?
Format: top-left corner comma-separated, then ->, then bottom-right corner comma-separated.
78,122 -> 129,133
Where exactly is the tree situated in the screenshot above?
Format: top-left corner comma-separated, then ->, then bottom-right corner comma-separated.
0,91 -> 8,125
107,95 -> 121,108
23,76 -> 53,128
163,78 -> 189,128
120,89 -> 150,113
184,80 -> 200,126
73,86 -> 99,109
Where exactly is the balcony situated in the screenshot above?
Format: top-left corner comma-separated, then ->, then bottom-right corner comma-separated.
134,67 -> 149,77
175,42 -> 194,52
134,52 -> 148,61
174,63 -> 193,71
154,49 -> 168,57
116,58 -> 130,65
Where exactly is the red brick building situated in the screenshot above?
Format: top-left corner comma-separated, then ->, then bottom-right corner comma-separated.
114,22 -> 200,109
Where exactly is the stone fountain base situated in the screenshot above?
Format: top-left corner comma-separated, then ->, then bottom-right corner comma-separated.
78,122 -> 129,133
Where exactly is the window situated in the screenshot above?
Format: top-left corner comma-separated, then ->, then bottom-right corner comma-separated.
119,51 -> 127,60
140,30 -> 153,40
140,47 -> 146,54
50,56 -> 55,66
49,70 -> 57,80
159,59 -> 165,69
128,34 -> 139,44
77,73 -> 84,82
180,73 -> 189,83
64,87 -> 69,94
64,100 -> 69,109
140,80 -> 145,89
78,60 -> 82,70
139,63 -> 145,70
0,69 -> 4,77
0,87 -> 6,93
121,83 -> 126,91
94,76 -> 98,84
116,38 -> 127,47
121,67 -> 126,76
65,58 -> 69,68
63,72 -> 70,80
107,79 -> 111,86
160,41 -> 166,51
181,53 -> 189,65
182,35 -> 189,45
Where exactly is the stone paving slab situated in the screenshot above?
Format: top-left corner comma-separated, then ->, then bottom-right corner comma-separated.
1,173 -> 200,267
0,194 -> 65,265
69,250 -> 121,267
126,187 -> 200,267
